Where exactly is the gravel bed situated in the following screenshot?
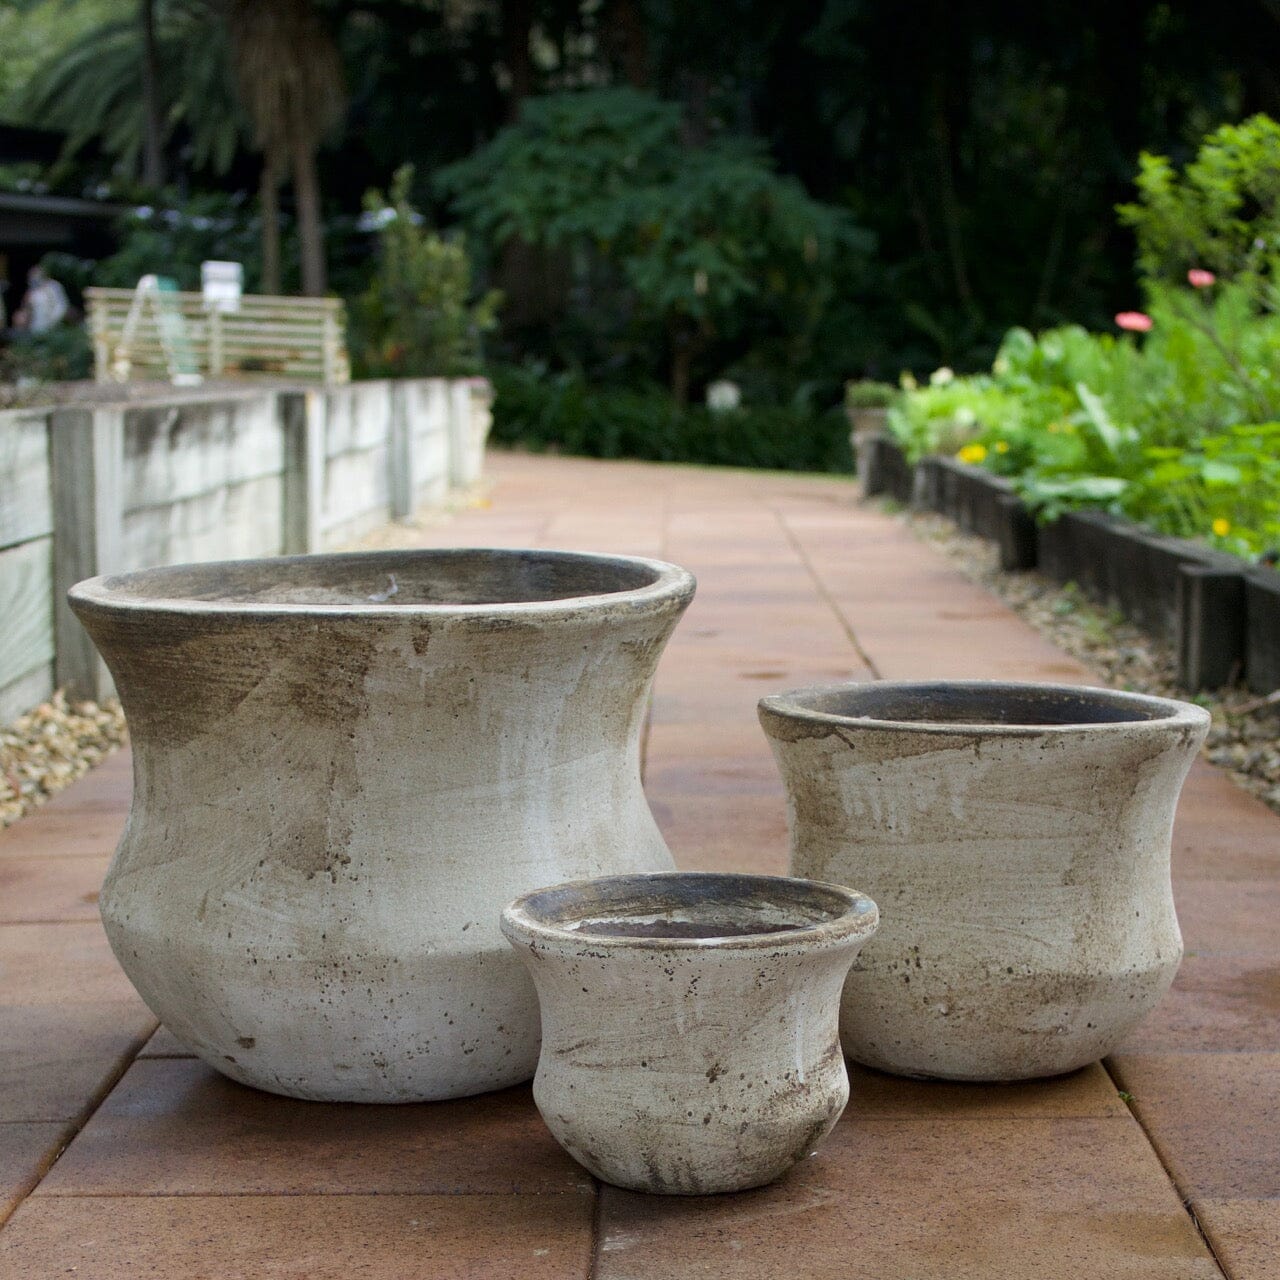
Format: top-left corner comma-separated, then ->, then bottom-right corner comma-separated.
903,506 -> 1280,816
0,691 -> 127,829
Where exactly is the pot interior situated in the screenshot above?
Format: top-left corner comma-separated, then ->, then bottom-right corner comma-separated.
92,549 -> 662,608
517,873 -> 865,942
781,682 -> 1172,727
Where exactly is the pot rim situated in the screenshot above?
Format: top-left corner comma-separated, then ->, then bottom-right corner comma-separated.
501,871 -> 879,954
68,547 -> 696,624
758,679 -> 1209,737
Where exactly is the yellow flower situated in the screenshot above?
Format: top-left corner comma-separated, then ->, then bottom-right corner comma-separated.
957,443 -> 988,464
994,440 -> 1010,454
1212,517 -> 1231,538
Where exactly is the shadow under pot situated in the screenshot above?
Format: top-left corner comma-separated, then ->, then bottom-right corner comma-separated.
501,872 -> 879,1195
758,681 -> 1210,1082
68,547 -> 695,1102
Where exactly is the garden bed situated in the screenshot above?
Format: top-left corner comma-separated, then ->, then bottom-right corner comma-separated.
863,434 -> 1280,695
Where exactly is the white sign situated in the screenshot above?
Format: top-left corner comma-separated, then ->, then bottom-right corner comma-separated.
201,260 -> 243,312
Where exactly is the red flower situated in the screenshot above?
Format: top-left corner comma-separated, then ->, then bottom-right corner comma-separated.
1187,268 -> 1217,288
1115,311 -> 1153,332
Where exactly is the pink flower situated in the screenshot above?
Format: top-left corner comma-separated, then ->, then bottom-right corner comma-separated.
1115,311 -> 1153,333
1187,268 -> 1216,288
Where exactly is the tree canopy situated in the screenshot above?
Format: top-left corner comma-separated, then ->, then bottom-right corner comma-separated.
3,0 -> 1279,383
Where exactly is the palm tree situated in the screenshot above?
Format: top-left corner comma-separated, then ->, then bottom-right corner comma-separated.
11,0 -> 244,188
227,0 -> 345,296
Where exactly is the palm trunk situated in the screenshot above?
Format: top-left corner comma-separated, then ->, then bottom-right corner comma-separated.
259,154 -> 282,295
671,334 -> 692,407
291,138 -> 326,296
140,0 -> 164,186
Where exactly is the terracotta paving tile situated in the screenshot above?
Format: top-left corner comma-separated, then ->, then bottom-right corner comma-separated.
137,1025 -> 195,1058
0,923 -> 138,1007
0,811 -> 126,859
37,1058 -> 589,1196
0,1125 -> 73,1227
649,794 -> 788,876
1174,765 -> 1280,882
29,748 -> 131,814
0,1003 -> 156,1122
1116,955 -> 1280,1053
0,856 -> 108,923
848,1061 -> 1129,1119
1174,879 -> 1280,958
643,756 -> 781,800
0,1193 -> 594,1280
1193,1198 -> 1280,1280
1108,1055 -> 1280,1200
597,1115 -> 1220,1279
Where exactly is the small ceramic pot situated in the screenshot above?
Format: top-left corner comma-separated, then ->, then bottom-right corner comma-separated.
759,681 -> 1209,1081
502,872 -> 878,1195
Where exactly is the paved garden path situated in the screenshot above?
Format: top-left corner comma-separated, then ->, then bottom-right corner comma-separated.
0,450 -> 1275,1278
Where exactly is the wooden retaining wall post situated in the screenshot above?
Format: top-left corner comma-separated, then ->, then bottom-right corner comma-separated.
280,390 -> 325,555
50,406 -> 124,701
387,381 -> 414,521
1176,567 -> 1247,692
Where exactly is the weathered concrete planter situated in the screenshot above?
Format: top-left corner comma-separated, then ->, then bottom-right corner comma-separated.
69,547 -> 695,1102
759,681 -> 1209,1081
501,872 -> 878,1194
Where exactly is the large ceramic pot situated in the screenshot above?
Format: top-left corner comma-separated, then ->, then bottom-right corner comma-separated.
502,872 -> 879,1194
69,548 -> 695,1102
758,681 -> 1209,1081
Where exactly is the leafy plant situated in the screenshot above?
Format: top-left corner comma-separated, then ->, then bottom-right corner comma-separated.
353,165 -> 499,378
0,325 -> 93,384
84,192 -> 280,292
844,380 -> 899,409
439,89 -> 863,402
1118,115 -> 1280,300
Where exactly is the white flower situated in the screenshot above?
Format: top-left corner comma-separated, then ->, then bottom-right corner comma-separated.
930,366 -> 955,386
706,380 -> 742,413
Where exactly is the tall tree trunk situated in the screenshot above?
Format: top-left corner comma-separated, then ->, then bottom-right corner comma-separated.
602,0 -> 649,88
259,153 -> 281,295
502,0 -> 534,120
140,0 -> 164,186
291,137 -> 326,295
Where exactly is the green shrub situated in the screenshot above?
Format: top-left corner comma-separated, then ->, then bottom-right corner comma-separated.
0,326 -> 93,384
353,165 -> 499,378
440,89 -> 864,402
1118,115 -> 1280,297
844,380 -> 898,410
491,365 -> 852,474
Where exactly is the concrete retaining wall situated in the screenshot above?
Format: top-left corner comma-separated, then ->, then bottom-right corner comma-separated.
0,377 -> 492,717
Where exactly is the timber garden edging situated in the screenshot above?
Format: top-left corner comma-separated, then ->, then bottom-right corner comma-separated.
858,432 -> 1280,695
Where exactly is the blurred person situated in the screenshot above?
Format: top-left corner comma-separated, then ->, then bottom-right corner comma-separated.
13,265 -> 69,333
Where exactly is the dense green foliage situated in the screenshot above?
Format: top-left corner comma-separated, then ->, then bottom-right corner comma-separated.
491,365 -> 852,474
1118,115 -> 1280,300
10,0 -> 244,180
885,115 -> 1280,559
888,295 -> 1280,557
7,0 -> 1280,377
440,89 -> 861,401
0,325 -> 92,382
352,166 -> 498,378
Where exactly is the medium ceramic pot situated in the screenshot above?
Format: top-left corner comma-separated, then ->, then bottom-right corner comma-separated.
501,872 -> 879,1195
758,681 -> 1209,1081
69,547 -> 695,1102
